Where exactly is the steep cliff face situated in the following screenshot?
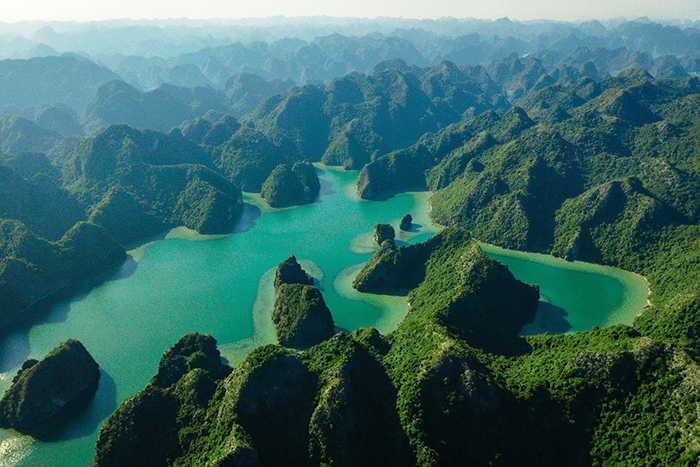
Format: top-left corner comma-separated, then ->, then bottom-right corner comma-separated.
94,333 -> 231,467
0,339 -> 100,438
373,223 -> 395,245
91,224 -> 700,466
400,214 -> 413,231
272,284 -> 335,349
354,227 -> 539,347
272,256 -> 334,349
274,255 -> 314,288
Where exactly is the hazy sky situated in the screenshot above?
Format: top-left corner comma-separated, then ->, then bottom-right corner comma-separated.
2,0 -> 698,23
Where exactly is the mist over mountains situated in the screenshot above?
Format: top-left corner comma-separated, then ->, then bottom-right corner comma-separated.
4,14 -> 700,466
0,16 -> 699,89
0,16 -> 697,132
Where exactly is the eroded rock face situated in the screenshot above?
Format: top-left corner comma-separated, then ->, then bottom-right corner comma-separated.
373,222 -> 395,245
0,339 -> 100,438
400,214 -> 413,231
273,283 -> 335,348
272,256 -> 334,348
94,333 -> 231,467
274,255 -> 314,288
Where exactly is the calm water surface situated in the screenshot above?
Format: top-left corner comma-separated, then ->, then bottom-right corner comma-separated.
0,168 -> 648,466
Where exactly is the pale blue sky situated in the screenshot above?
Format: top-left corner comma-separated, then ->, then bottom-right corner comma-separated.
2,0 -> 698,23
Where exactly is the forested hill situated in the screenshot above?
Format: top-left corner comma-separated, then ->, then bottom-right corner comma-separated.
1,20 -> 700,465
1,17 -> 698,89
356,70 -> 700,352
89,65 -> 700,463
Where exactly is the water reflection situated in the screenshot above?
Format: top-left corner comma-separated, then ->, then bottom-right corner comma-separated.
520,301 -> 573,336
42,369 -> 117,442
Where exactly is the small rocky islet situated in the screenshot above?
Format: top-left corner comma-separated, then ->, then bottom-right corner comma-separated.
0,339 -> 100,439
271,256 -> 335,349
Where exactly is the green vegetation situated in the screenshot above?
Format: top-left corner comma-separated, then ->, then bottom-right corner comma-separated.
358,72 -> 700,354
261,161 -> 320,208
0,219 -> 126,332
96,227 -> 700,465
0,121 -> 247,334
274,255 -> 314,288
373,222 -> 395,245
82,80 -> 230,134
272,284 -> 334,349
247,64 -> 507,171
0,339 -> 100,438
90,69 -> 700,466
1,44 -> 700,466
272,256 -> 334,348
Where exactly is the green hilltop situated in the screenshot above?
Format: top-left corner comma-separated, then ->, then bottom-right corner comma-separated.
1,50 -> 700,466
92,228 -> 700,466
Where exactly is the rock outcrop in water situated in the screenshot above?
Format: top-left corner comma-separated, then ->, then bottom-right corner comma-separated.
272,256 -> 334,348
0,339 -> 100,438
400,214 -> 413,231
91,224 -> 700,467
373,222 -> 395,245
273,255 -> 314,288
261,161 -> 320,208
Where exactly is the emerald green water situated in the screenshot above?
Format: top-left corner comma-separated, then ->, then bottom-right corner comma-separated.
0,168 -> 648,466
479,244 -> 650,335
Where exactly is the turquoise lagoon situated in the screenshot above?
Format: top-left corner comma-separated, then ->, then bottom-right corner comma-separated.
0,168 -> 648,466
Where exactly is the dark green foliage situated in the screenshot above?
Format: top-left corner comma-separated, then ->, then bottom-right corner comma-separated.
0,119 -> 247,337
94,386 -> 181,467
172,166 -> 243,234
94,223 -> 700,466
213,126 -> 297,192
302,334 -> 413,466
223,346 -> 317,467
35,103 -> 84,138
6,34 -> 700,466
352,71 -> 700,465
356,108 -> 519,200
54,221 -> 127,280
248,62 -> 508,174
65,123 -> 243,235
0,219 -> 126,332
373,222 -> 395,245
94,333 -> 232,467
151,333 -> 231,389
273,255 -> 313,288
250,84 -> 330,161
322,118 -> 388,170
272,256 -> 334,348
2,152 -> 62,182
355,227 -> 539,355
83,80 -> 231,134
181,114 -> 241,148
87,188 -> 164,246
0,115 -> 62,154
352,233 -> 432,294
0,164 -> 84,241
0,339 -> 100,438
272,283 -> 335,349
261,161 -> 320,208
224,72 -> 295,118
